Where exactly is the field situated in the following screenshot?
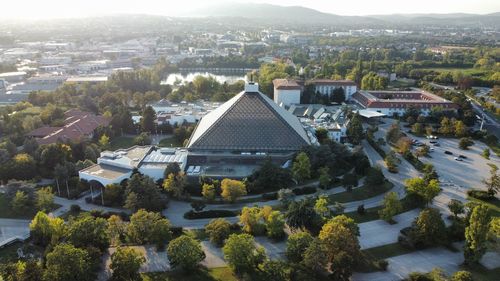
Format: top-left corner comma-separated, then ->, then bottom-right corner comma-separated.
109,136 -> 135,150
142,267 -> 238,281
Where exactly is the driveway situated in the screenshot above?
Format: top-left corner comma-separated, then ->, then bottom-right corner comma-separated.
353,247 -> 463,281
359,209 -> 420,250
0,218 -> 31,247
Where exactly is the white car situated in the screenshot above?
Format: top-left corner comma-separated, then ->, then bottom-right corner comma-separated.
454,157 -> 463,161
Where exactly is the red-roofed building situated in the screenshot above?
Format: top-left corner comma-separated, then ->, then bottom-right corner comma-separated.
27,110 -> 110,145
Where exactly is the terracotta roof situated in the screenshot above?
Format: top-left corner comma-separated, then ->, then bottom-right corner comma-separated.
310,79 -> 356,86
273,79 -> 301,90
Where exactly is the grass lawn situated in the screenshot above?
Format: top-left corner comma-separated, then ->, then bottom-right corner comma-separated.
468,196 -> 500,217
363,242 -> 415,260
109,136 -> 135,150
328,181 -> 393,203
0,241 -> 44,263
0,193 -> 60,219
142,267 -> 238,281
159,136 -> 182,147
460,265 -> 500,281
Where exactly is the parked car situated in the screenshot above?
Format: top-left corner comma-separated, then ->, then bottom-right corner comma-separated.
445,151 -> 453,155
454,157 -> 463,161
459,155 -> 467,159
433,143 -> 440,147
429,140 -> 438,144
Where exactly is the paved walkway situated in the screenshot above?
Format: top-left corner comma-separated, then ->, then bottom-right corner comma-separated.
0,218 -> 31,247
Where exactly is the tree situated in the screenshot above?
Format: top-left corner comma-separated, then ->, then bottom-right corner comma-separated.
223,233 -> 265,275
454,120 -> 467,137
11,153 -> 37,180
220,178 -> 247,203
11,190 -> 30,215
438,117 -> 454,135
205,218 -> 231,247
330,250 -> 355,281
285,198 -> 320,231
108,215 -> 126,246
286,231 -> 313,263
162,172 -> 187,198
127,209 -> 172,248
278,188 -> 294,207
66,215 -> 110,251
258,260 -> 290,281
315,128 -> 329,144
330,87 -> 346,104
126,174 -> 166,211
451,271 -> 474,281
163,162 -> 181,178
246,159 -> 293,193
386,123 -> 402,144
303,238 -> 327,272
99,134 -> 110,149
0,260 -> 43,281
396,137 -> 412,155
412,122 -> 424,135
140,106 -> 156,133
405,178 -> 441,206
318,167 -> 331,189
346,113 -> 364,144
319,216 -> 361,271
415,145 -> 430,158
482,166 -> 499,197
409,208 -> 447,248
342,173 -> 358,191
110,247 -> 145,281
35,186 -> 54,211
103,184 -> 124,206
124,192 -> 139,212
459,137 -> 473,150
266,211 -> 286,240
239,206 -> 266,235
314,194 -> 330,218
482,148 -> 490,159
292,152 -> 311,183
29,211 -> 65,246
201,183 -> 216,201
448,199 -> 465,219
365,166 -> 385,187
167,235 -> 206,271
133,132 -> 152,145
379,191 -> 402,223
464,204 -> 491,265
43,243 -> 92,281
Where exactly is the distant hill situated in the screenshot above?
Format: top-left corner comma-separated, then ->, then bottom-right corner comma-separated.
190,3 -> 500,27
189,3 -> 383,26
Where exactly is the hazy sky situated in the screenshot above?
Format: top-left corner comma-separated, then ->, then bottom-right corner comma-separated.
2,0 -> 499,19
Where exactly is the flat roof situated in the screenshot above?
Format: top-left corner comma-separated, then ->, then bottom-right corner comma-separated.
80,164 -> 130,180
0,72 -> 27,77
357,109 -> 386,118
66,76 -> 108,82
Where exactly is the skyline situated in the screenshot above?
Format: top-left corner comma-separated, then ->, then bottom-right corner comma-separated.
1,0 -> 499,20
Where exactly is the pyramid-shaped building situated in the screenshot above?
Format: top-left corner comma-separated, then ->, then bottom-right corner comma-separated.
186,82 -> 311,178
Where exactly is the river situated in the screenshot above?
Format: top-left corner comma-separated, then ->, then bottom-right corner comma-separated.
162,72 -> 246,85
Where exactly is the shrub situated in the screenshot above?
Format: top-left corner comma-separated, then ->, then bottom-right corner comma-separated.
262,192 -> 278,200
377,259 -> 389,271
170,226 -> 184,237
183,210 -> 238,219
467,189 -> 494,201
292,186 -> 316,195
70,204 -> 81,213
357,204 -> 366,215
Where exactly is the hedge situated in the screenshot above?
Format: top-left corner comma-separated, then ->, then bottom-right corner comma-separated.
292,186 -> 317,195
184,209 -> 238,220
261,192 -> 278,200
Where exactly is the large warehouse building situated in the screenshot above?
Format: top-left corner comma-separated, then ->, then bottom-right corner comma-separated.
185,82 -> 311,178
352,90 -> 458,116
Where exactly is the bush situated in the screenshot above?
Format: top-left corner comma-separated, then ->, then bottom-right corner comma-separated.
292,186 -> 316,195
357,204 -> 366,215
70,204 -> 81,213
183,209 -> 238,219
262,192 -> 278,200
170,226 -> 184,237
467,189 -> 494,201
377,259 -> 389,271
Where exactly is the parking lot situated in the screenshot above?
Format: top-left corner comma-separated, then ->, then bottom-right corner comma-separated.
409,134 -> 499,190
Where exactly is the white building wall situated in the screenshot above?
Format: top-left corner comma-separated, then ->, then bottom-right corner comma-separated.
314,84 -> 357,100
274,88 -> 300,106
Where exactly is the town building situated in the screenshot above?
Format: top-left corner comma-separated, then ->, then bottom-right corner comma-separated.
309,79 -> 357,100
185,82 -> 311,179
79,146 -> 187,187
352,90 -> 459,116
273,79 -> 301,107
0,79 -> 5,95
0,72 -> 27,83
26,109 -> 110,145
